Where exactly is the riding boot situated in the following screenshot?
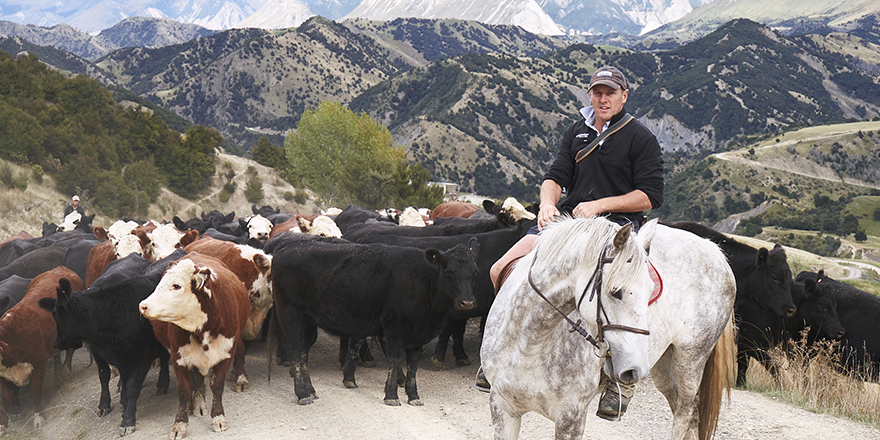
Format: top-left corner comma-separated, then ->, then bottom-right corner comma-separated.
475,366 -> 491,392
596,378 -> 635,420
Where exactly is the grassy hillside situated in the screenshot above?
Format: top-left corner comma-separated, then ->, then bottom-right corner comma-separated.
0,152 -> 320,241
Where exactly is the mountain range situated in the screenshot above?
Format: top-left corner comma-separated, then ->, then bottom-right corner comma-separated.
0,0 -> 715,37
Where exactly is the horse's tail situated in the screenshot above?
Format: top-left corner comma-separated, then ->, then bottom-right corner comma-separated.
698,313 -> 735,440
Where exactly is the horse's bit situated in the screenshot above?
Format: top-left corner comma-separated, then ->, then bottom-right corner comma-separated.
527,244 -> 650,357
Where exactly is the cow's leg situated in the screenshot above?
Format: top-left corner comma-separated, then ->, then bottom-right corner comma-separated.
171,363 -> 192,440
29,360 -> 48,428
450,318 -> 471,366
156,348 -> 170,395
190,369 -> 207,416
736,343 -> 750,387
0,379 -> 14,434
232,337 -> 248,392
119,360 -> 151,436
431,320 -> 454,370
359,337 -> 375,367
383,340 -> 405,406
404,346 -> 423,406
209,356 -> 234,432
342,338 -> 364,388
52,352 -> 69,387
94,353 -> 114,417
338,336 -> 349,367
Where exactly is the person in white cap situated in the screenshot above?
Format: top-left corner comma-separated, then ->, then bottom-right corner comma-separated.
64,195 -> 85,218
476,66 -> 664,421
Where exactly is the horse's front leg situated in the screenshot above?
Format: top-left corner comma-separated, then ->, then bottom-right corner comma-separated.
489,391 -> 522,440
553,402 -> 590,440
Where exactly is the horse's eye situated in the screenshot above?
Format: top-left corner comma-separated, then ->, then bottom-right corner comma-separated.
611,290 -> 623,300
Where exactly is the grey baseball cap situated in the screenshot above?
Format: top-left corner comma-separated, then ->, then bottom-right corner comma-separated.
588,66 -> 628,91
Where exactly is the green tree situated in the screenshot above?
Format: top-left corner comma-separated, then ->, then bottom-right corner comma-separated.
252,136 -> 286,168
286,101 -> 411,208
157,125 -> 220,199
244,175 -> 264,204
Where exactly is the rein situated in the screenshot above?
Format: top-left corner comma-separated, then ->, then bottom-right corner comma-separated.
527,241 -> 650,355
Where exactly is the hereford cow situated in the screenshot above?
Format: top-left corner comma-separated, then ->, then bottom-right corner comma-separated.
430,200 -> 479,219
136,224 -> 199,262
0,267 -> 84,436
184,237 -> 274,390
267,233 -> 479,406
139,253 -> 250,437
39,254 -> 174,436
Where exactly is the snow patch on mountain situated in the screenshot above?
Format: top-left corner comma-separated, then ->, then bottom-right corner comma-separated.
234,0 -> 314,29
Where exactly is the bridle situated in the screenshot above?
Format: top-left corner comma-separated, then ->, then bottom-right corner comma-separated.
527,242 -> 650,357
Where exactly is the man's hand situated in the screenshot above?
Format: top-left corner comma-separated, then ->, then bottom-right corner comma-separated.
572,200 -> 604,219
537,204 -> 560,231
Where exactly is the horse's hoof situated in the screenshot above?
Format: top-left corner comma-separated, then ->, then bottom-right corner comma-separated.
455,358 -> 472,367
120,425 -> 136,436
157,386 -> 169,395
170,421 -> 187,439
360,360 -> 376,368
234,375 -> 249,392
343,380 -> 358,388
297,396 -> 314,405
408,399 -> 424,407
384,399 -> 401,406
33,414 -> 45,428
98,407 -> 113,417
430,357 -> 444,370
212,415 -> 228,432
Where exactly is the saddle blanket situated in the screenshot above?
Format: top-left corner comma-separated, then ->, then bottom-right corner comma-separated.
648,260 -> 663,305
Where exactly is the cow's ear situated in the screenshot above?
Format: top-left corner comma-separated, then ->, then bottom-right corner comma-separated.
38,297 -> 55,312
467,237 -> 480,256
296,216 -> 311,232
252,204 -> 259,215
253,253 -> 272,272
804,278 -> 818,299
193,265 -> 214,292
93,226 -> 109,241
482,199 -> 497,213
224,212 -> 235,223
180,230 -> 199,248
425,249 -> 448,268
816,270 -> 825,283
173,216 -> 187,231
756,247 -> 770,266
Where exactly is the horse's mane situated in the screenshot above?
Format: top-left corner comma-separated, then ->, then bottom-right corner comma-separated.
536,216 -> 647,293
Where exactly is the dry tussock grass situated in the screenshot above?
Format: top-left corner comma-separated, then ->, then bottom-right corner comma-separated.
746,331 -> 880,429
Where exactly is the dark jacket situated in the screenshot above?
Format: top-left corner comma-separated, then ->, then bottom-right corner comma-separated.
543,107 -> 664,222
64,204 -> 85,217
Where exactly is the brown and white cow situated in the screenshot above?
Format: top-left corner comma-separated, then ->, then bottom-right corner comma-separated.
135,224 -> 198,262
0,266 -> 84,435
138,253 -> 249,438
183,237 -> 273,389
269,214 -> 342,238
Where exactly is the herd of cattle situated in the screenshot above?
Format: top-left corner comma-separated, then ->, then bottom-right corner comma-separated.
0,198 -> 878,438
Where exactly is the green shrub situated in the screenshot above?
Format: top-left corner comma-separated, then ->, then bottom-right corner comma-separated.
244,176 -> 263,204
32,164 -> 43,183
219,189 -> 231,203
0,163 -> 14,188
294,191 -> 307,205
14,174 -> 27,191
282,191 -> 295,201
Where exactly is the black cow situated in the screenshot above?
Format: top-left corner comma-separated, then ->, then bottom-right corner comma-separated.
252,204 -> 280,218
796,270 -> 880,378
735,275 -> 843,383
201,210 -> 235,230
37,252 -> 178,436
668,222 -> 795,385
172,215 -> 207,235
0,275 -> 31,314
348,220 -> 534,369
344,216 -> 509,241
0,240 -> 71,283
333,204 -> 394,235
0,239 -> 38,267
62,238 -> 101,286
267,233 -> 479,406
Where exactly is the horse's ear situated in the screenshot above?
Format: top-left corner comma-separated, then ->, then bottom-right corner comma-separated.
637,219 -> 659,254
612,223 -> 632,250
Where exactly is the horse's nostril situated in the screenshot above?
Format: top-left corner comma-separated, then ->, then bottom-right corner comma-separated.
618,369 -> 639,386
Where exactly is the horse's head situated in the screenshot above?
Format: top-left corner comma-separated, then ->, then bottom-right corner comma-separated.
596,218 -> 657,386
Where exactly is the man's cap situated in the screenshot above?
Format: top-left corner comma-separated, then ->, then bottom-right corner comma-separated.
588,66 -> 628,91
72,195 -> 79,201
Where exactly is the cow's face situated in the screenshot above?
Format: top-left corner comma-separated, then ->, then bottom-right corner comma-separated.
398,207 -> 426,227
107,220 -> 138,245
139,259 -> 209,332
500,197 -> 536,222
747,244 -> 795,318
56,211 -> 82,232
426,239 -> 480,311
148,224 -> 186,261
114,234 -> 145,258
246,215 -> 273,241
38,279 -> 84,350
308,216 -> 342,237
798,276 -> 845,340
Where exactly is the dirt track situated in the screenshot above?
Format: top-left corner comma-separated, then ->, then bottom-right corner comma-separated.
6,319 -> 879,440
